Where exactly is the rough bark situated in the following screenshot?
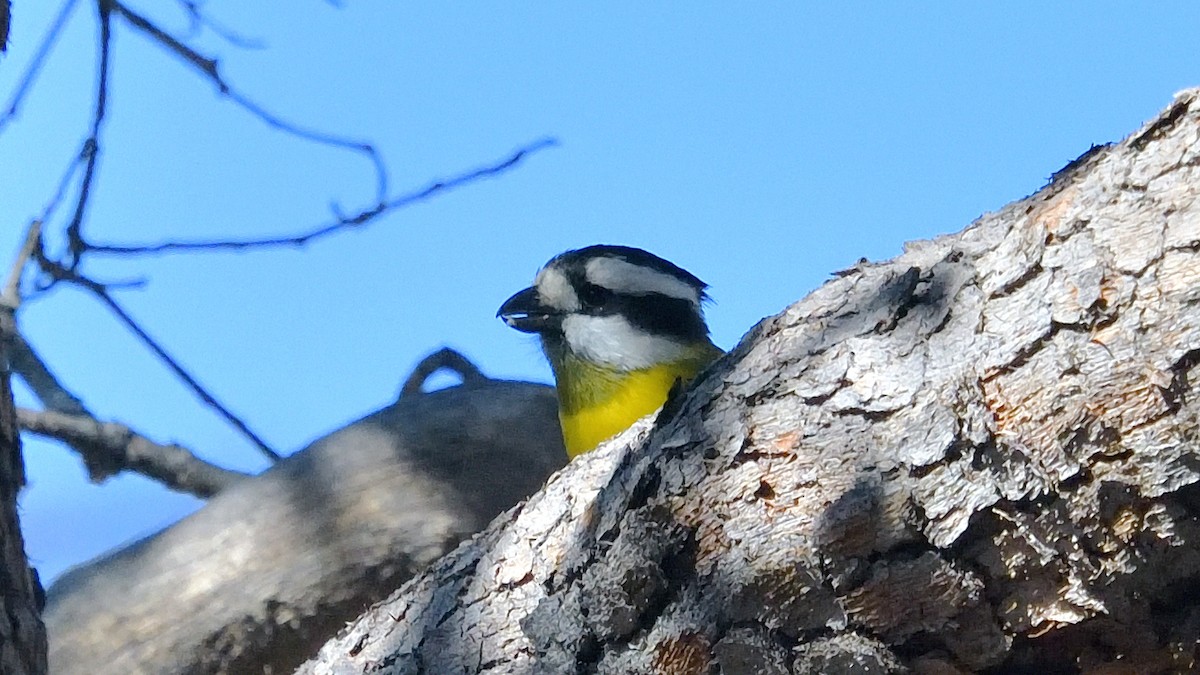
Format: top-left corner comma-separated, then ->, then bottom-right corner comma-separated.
0,313 -> 48,675
300,90 -> 1200,674
45,377 -> 566,675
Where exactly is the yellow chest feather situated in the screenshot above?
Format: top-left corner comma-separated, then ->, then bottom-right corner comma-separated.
554,349 -> 718,458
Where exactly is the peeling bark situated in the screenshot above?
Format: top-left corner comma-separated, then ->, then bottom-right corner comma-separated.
301,90 -> 1200,674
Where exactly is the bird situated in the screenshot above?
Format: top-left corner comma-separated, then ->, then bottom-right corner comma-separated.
498,245 -> 722,458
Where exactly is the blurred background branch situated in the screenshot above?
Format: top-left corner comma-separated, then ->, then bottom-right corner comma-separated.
2,0 -> 553,492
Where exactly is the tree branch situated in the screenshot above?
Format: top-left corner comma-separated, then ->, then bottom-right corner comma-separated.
108,0 -> 388,204
85,138 -> 558,255
30,255 -> 281,462
298,89 -> 1200,675
0,0 -> 81,132
85,282 -> 281,462
399,348 -> 488,398
174,1 -> 265,50
4,329 -> 90,418
1,222 -> 41,310
18,408 -> 248,497
61,0 -> 112,269
45,379 -> 566,675
4,325 -> 247,496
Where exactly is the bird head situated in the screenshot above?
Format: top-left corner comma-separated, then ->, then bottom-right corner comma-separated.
497,245 -> 713,372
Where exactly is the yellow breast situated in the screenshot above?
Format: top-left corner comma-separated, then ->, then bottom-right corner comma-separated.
553,346 -> 720,458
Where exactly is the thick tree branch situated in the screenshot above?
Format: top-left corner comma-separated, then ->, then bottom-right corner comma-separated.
0,0 -> 9,53
18,409 -> 248,497
0,318 -> 48,675
299,90 -> 1200,674
46,379 -> 566,675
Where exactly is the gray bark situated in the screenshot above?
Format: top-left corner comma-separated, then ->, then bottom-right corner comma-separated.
45,378 -> 566,675
300,90 -> 1200,674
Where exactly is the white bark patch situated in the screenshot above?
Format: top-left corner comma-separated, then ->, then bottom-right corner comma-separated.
1043,230 -> 1104,325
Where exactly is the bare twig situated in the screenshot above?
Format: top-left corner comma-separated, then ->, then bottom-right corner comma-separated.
109,0 -> 388,204
31,254 -> 282,462
25,154 -> 89,297
62,0 -> 113,268
399,348 -> 488,398
5,329 -> 91,417
18,408 -> 249,497
86,285 -> 282,462
176,1 -> 265,49
0,0 -> 82,132
43,149 -> 89,223
5,322 -> 247,497
1,222 -> 42,310
87,138 -> 559,255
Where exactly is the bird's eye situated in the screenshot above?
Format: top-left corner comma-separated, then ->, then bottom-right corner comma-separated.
578,283 -> 612,310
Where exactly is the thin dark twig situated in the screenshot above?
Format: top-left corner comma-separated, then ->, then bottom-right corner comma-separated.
0,0 -> 82,133
32,255 -> 282,462
63,0 -> 113,269
226,88 -> 387,202
91,287 -> 282,462
25,153 -> 89,295
6,323 -> 246,496
176,0 -> 265,49
109,0 -> 388,203
87,137 -> 559,255
43,143 -> 90,221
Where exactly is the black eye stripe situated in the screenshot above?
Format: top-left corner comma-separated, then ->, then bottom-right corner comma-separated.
555,250 -> 710,342
618,295 -> 708,342
577,282 -> 613,308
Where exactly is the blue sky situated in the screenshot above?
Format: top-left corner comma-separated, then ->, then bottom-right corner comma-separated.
4,3 -> 1199,582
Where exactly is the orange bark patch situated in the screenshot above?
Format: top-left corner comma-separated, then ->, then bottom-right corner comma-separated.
652,632 -> 711,674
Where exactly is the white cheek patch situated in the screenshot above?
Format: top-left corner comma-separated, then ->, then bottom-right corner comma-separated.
584,257 -> 700,305
562,314 -> 690,370
535,267 -> 580,312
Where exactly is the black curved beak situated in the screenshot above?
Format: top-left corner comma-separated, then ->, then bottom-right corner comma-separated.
497,286 -> 561,334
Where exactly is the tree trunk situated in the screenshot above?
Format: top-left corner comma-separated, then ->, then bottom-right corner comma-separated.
44,377 -> 565,675
0,314 -> 48,675
299,90 -> 1200,674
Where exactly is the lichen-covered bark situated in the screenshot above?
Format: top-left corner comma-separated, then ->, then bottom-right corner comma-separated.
301,90 -> 1200,674
45,380 -> 564,675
